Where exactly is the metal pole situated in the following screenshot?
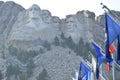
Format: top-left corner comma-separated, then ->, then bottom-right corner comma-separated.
112,40 -> 118,80
112,54 -> 115,80
100,3 -> 117,80
101,3 -> 120,23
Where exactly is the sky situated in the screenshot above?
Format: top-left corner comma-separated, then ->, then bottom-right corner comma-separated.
1,0 -> 120,18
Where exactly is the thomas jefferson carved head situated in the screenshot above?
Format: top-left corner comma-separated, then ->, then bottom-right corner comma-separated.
52,16 -> 61,30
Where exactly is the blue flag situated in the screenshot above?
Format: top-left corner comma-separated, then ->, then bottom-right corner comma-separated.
105,13 -> 120,44
105,13 -> 120,62
92,42 -> 106,67
86,71 -> 91,80
81,71 -> 92,80
91,42 -> 106,79
78,62 -> 91,80
117,36 -> 120,65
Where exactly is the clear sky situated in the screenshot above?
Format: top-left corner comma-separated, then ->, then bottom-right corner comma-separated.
1,0 -> 120,18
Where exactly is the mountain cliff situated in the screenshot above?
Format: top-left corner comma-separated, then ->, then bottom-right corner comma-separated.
0,1 -> 104,49
0,1 -> 119,80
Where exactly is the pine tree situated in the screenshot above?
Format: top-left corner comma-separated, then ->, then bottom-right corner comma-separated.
26,58 -> 34,77
6,64 -> 21,77
61,32 -> 65,39
0,70 -> 2,80
37,69 -> 48,80
6,77 -> 10,80
66,36 -> 75,49
53,36 -> 60,46
75,38 -> 84,56
39,48 -> 44,53
19,73 -> 27,80
43,41 -> 51,50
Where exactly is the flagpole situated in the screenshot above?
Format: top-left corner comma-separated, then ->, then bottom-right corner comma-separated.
112,45 -> 115,80
112,40 -> 117,80
101,3 -> 120,23
101,3 -> 117,80
112,54 -> 115,80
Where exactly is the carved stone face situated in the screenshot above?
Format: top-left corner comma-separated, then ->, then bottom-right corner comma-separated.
64,16 -> 81,43
52,16 -> 61,30
28,4 -> 41,19
66,16 -> 77,32
41,10 -> 52,24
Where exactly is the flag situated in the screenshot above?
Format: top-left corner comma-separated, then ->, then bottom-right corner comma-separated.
81,70 -> 92,80
109,44 -> 115,54
91,42 -> 106,79
117,36 -> 120,65
91,55 -> 96,72
86,71 -> 92,80
105,13 -> 120,62
78,62 -> 91,80
91,70 -> 95,80
105,13 -> 120,45
106,62 -> 110,72
75,71 -> 78,80
91,42 -> 106,67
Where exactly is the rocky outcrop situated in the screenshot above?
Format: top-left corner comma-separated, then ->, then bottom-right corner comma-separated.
9,4 -> 61,49
1,1 -> 120,80
8,4 -> 99,46
0,1 -> 24,57
4,3 -> 104,49
32,46 -> 81,80
0,1 -> 106,48
0,1 -> 24,35
97,15 -> 105,27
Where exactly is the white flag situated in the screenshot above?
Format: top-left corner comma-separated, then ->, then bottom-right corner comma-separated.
91,55 -> 96,72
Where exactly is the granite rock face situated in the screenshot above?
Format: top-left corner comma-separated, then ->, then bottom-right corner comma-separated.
6,4 -> 103,48
0,1 -> 106,47
0,1 -> 24,55
32,47 -> 81,80
0,1 -> 24,35
9,4 -> 61,49
1,1 -> 120,80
